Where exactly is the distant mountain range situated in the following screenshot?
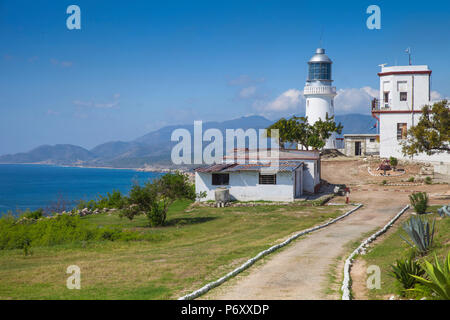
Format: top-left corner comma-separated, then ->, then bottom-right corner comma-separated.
0,114 -> 376,168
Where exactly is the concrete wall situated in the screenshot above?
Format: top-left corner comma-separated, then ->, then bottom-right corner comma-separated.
379,66 -> 430,111
379,113 -> 449,163
302,159 -> 319,193
344,137 -> 379,157
196,171 -> 296,202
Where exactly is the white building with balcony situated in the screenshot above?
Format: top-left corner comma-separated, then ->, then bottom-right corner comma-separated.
303,48 -> 337,149
371,65 -> 449,172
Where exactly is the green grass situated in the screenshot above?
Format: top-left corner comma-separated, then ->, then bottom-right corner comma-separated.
361,206 -> 450,299
0,200 -> 349,299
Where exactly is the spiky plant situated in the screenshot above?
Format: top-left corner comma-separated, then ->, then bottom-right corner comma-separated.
401,216 -> 435,254
437,205 -> 450,218
409,192 -> 429,214
390,254 -> 425,294
410,252 -> 450,300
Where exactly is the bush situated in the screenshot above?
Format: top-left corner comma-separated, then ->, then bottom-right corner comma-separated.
409,192 -> 429,214
389,156 -> 398,170
0,214 -> 136,250
20,208 -> 44,220
390,254 -> 425,295
410,252 -> 450,300
382,180 -> 387,185
121,172 -> 196,227
424,176 -> 432,185
401,216 -> 435,254
408,177 -> 415,182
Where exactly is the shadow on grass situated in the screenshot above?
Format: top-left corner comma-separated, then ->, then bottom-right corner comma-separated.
165,216 -> 217,227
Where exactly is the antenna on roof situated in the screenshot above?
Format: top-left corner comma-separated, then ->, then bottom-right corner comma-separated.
319,26 -> 324,48
378,63 -> 387,70
405,47 -> 412,65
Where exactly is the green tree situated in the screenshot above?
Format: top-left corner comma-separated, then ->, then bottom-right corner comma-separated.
402,101 -> 450,156
121,172 -> 196,226
266,114 -> 343,150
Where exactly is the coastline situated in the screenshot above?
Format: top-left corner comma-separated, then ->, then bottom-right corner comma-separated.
0,162 -> 188,173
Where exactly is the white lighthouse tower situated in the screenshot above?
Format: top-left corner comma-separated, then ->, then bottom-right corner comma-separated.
303,48 -> 337,149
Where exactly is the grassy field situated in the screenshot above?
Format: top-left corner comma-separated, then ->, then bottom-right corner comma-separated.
0,201 -> 349,299
361,206 -> 450,299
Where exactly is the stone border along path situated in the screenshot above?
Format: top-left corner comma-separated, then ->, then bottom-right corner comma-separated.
178,204 -> 363,300
351,187 -> 422,193
367,166 -> 406,177
341,205 -> 410,300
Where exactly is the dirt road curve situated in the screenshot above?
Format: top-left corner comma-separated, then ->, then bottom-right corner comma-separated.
204,160 -> 449,300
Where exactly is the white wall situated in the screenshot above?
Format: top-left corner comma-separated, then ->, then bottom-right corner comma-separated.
379,113 -> 449,163
196,171 -> 296,202
302,159 -> 319,193
305,95 -> 336,149
379,74 -> 430,111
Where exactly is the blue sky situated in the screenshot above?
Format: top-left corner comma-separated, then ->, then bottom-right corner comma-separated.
1,0 -> 449,154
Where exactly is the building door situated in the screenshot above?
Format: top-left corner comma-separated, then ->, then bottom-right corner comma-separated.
355,141 -> 362,156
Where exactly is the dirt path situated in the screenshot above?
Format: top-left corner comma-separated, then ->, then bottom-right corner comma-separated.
203,160 -> 449,300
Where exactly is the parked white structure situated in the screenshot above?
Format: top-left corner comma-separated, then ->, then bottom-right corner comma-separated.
371,65 -> 450,172
304,48 -> 337,149
195,149 -> 321,202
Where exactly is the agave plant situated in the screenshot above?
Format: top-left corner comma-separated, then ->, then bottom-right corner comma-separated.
410,252 -> 450,300
390,254 -> 425,293
401,216 -> 435,254
437,205 -> 450,218
409,192 -> 429,214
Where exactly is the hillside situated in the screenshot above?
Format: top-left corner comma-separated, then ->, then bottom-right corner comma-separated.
0,114 -> 376,168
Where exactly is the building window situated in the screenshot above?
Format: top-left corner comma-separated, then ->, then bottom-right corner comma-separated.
397,123 -> 408,140
212,173 -> 229,185
259,174 -> 276,185
384,92 -> 389,103
370,138 -> 375,143
400,92 -> 408,101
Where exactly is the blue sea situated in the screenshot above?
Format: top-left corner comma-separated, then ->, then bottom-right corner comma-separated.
0,164 -> 164,215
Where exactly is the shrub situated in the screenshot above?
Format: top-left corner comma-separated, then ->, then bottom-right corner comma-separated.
20,208 -> 44,220
409,192 -> 429,214
382,180 -> 387,185
401,216 -> 435,254
389,156 -> 398,170
424,176 -> 432,185
408,177 -> 415,182
390,254 -> 425,295
0,214 -> 134,250
121,172 -> 196,227
410,252 -> 450,300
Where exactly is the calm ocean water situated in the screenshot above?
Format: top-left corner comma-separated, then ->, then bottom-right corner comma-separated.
0,164 -> 164,215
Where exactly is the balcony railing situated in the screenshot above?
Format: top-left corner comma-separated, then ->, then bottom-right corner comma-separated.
303,86 -> 336,95
371,98 -> 391,111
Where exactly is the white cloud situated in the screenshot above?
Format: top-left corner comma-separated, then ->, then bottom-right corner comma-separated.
239,86 -> 257,99
228,75 -> 265,86
50,58 -> 73,68
46,109 -> 60,116
73,94 -> 120,109
431,91 -> 450,102
252,89 -> 304,119
335,87 -> 378,114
